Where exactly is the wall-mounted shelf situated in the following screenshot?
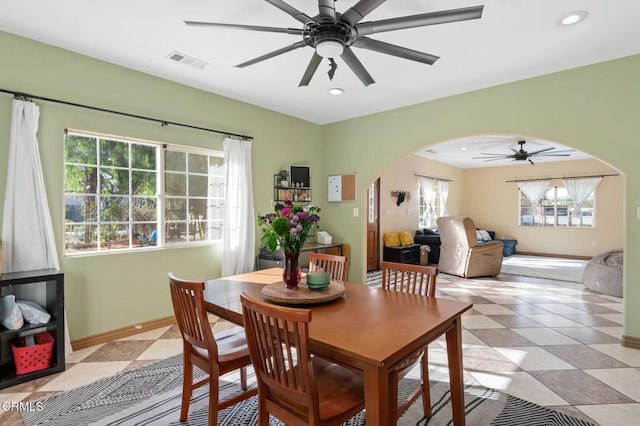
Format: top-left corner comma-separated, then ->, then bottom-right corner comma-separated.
274,174 -> 311,203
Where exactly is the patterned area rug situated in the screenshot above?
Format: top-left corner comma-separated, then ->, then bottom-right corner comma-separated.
22,355 -> 596,426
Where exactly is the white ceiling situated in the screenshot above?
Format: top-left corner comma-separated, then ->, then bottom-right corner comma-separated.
415,135 -> 592,169
1,1 -> 638,168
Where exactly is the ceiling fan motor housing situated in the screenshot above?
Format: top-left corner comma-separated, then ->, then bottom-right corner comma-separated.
307,21 -> 353,50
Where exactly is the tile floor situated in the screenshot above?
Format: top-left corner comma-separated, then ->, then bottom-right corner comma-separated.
0,272 -> 637,425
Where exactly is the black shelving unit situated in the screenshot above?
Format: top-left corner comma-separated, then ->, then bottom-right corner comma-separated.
0,269 -> 65,389
273,174 -> 311,203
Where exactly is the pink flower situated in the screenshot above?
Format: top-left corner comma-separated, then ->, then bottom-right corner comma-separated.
280,207 -> 291,218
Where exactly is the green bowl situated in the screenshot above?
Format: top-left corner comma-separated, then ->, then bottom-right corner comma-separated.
308,283 -> 329,291
306,271 -> 330,287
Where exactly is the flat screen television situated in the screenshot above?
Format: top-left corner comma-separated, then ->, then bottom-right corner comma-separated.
290,165 -> 310,188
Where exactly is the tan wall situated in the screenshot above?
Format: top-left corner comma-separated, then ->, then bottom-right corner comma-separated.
462,159 -> 623,257
377,156 -> 622,258
378,155 -> 464,237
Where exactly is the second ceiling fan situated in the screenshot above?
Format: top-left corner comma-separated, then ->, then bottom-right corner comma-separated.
472,140 -> 575,165
185,0 -> 484,87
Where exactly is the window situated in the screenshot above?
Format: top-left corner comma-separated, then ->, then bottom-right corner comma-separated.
418,178 -> 448,228
64,131 -> 224,254
519,185 -> 595,227
164,148 -> 225,243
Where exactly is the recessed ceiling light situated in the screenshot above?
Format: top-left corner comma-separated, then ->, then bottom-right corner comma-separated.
329,88 -> 344,95
460,146 -> 469,151
559,10 -> 588,26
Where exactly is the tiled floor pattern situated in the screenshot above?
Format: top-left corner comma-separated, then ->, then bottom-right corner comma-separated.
0,273 -> 637,425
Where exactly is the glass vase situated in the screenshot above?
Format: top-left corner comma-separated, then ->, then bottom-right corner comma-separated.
283,251 -> 302,289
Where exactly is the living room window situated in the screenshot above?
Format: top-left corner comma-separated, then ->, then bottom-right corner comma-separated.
418,177 -> 449,228
519,184 -> 595,227
64,130 -> 223,254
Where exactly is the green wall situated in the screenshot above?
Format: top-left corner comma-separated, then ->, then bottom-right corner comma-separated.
322,54 -> 640,341
1,29 -> 640,343
0,31 -> 323,339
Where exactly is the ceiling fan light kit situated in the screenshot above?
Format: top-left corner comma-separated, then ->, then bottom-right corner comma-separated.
185,0 -> 484,87
315,39 -> 344,58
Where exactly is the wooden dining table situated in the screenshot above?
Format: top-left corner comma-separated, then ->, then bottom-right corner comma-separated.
203,268 -> 472,426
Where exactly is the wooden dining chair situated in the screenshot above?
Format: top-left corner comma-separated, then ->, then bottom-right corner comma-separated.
380,261 -> 439,418
240,292 -> 365,426
169,273 -> 257,426
308,253 -> 346,282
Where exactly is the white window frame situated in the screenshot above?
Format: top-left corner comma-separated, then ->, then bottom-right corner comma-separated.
64,130 -> 224,255
519,184 -> 595,228
418,179 -> 446,229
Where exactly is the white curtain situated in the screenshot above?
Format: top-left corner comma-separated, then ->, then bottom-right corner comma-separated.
562,177 -> 602,219
221,138 -> 255,276
1,99 -> 72,354
418,176 -> 436,227
517,180 -> 551,225
439,180 -> 449,216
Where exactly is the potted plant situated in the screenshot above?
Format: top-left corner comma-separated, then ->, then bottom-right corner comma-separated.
277,169 -> 289,187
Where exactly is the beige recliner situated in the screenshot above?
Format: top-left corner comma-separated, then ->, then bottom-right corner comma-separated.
436,217 -> 504,278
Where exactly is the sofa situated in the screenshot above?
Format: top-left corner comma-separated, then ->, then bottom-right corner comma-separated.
414,229 -> 443,264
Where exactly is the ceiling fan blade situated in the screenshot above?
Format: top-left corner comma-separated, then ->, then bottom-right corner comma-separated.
236,40 -> 308,68
533,153 -> 572,157
475,152 -> 511,156
538,149 -> 575,154
352,37 -> 439,65
184,21 -> 305,35
342,0 -> 388,26
527,147 -> 555,155
265,0 -> 315,25
299,53 -> 323,87
479,157 -> 511,162
356,5 -> 484,36
318,0 -> 336,22
340,47 -> 375,86
472,154 -> 510,159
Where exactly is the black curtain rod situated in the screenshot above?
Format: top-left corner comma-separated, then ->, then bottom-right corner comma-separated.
506,173 -> 619,183
414,173 -> 453,182
0,88 -> 253,141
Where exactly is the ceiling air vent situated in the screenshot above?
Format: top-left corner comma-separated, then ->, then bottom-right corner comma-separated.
166,51 -> 208,70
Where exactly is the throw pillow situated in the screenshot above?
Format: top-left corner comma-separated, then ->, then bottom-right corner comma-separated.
384,232 -> 401,247
479,229 -> 492,241
399,231 -> 414,246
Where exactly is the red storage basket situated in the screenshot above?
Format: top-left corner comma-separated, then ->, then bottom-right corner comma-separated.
11,332 -> 55,375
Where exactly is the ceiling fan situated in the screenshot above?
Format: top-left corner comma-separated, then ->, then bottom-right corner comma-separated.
184,0 -> 484,87
472,140 -> 574,165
